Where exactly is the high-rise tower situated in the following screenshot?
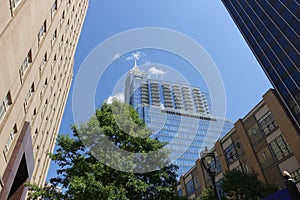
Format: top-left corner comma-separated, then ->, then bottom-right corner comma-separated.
0,0 -> 88,199
221,0 -> 300,131
125,63 -> 233,176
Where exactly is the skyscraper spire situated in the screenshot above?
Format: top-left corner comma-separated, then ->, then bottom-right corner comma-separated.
132,59 -> 139,71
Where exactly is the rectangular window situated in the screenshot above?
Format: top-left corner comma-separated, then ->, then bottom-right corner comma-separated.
258,111 -> 278,134
269,135 -> 292,161
224,143 -> 238,165
177,189 -> 183,197
51,54 -> 57,71
38,21 -> 47,44
262,151 -> 269,160
39,53 -> 47,72
24,83 -> 34,108
60,11 -> 65,24
19,50 -> 32,81
0,92 -> 12,121
51,29 -> 57,45
51,0 -> 57,16
3,124 -> 17,159
290,169 -> 300,182
41,100 -> 47,119
59,35 -> 64,48
210,156 -> 222,174
185,179 -> 195,196
59,56 -> 63,66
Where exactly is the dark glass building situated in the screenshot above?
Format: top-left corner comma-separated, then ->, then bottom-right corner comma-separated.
125,63 -> 233,176
221,0 -> 300,131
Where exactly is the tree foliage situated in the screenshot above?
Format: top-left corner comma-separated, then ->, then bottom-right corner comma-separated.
27,100 -> 179,200
197,188 -> 216,200
222,169 -> 278,200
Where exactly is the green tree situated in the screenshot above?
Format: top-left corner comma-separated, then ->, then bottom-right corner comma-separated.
197,188 -> 216,200
222,169 -> 278,200
27,100 -> 179,200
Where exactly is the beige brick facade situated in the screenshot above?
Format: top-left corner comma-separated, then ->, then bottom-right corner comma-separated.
178,89 -> 300,199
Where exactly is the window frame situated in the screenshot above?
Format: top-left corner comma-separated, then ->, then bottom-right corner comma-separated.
0,92 -> 12,122
38,20 -> 47,45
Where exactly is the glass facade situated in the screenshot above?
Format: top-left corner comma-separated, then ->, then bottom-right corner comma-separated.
125,65 -> 233,175
222,0 -> 300,132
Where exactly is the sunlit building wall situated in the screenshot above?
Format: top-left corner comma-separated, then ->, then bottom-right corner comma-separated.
0,0 -> 88,199
178,89 -> 300,199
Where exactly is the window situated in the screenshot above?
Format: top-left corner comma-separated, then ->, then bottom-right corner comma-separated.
262,151 -> 269,160
24,83 -> 34,108
0,92 -> 12,121
269,135 -> 292,161
41,99 -> 48,119
40,52 -> 47,71
40,78 -> 48,100
60,11 -> 65,24
59,35 -> 64,48
51,0 -> 57,16
3,124 -> 17,156
236,141 -> 241,149
251,128 -> 257,135
177,189 -> 183,197
65,39 -> 69,49
290,169 -> 300,182
59,56 -> 63,66
52,54 -> 57,67
211,156 -> 222,174
224,143 -> 238,165
19,50 -> 32,80
258,111 -> 278,134
185,179 -> 195,196
51,29 -> 57,45
38,21 -> 47,44
10,0 -> 22,9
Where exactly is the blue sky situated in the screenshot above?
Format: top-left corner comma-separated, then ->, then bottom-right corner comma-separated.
47,0 -> 272,179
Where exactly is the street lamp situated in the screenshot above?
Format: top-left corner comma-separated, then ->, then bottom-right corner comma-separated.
201,151 -> 220,200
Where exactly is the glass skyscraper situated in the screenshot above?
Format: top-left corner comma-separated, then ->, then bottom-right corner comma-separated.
125,63 -> 233,175
221,0 -> 300,131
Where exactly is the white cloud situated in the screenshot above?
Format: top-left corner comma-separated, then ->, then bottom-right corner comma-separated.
113,52 -> 121,60
148,67 -> 165,75
126,51 -> 143,61
106,93 -> 124,104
